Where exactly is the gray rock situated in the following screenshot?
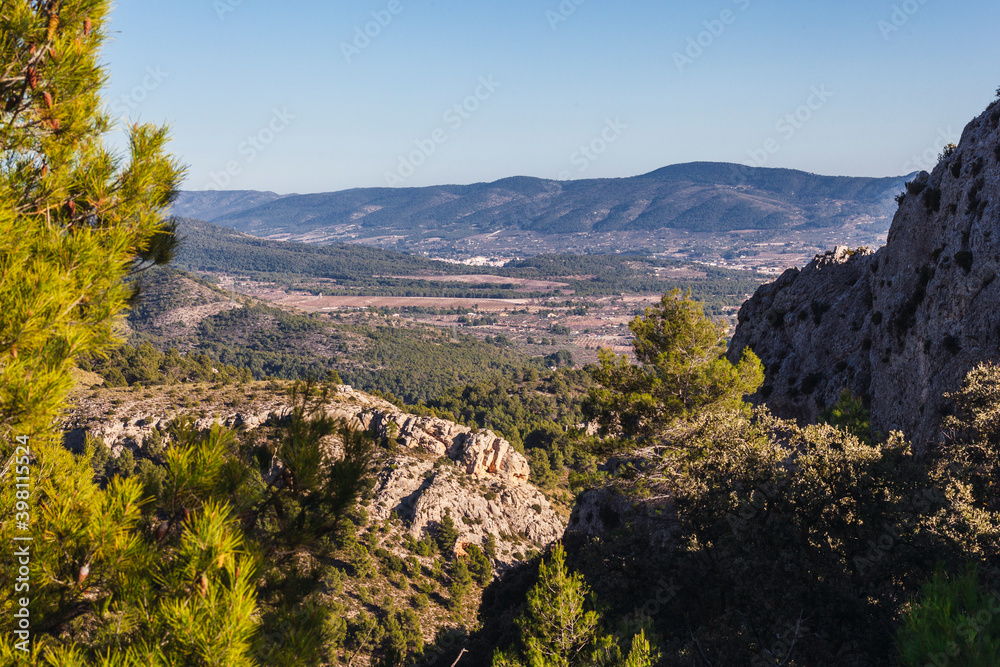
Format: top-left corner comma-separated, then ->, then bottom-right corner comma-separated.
62,385 -> 564,566
729,100 -> 1000,451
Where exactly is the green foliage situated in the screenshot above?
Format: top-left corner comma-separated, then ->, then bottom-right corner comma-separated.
897,568 -> 1000,667
0,378 -> 373,663
369,605 -> 423,667
436,510 -> 459,555
173,218 -> 765,313
466,544 -> 494,585
528,449 -> 560,489
554,357 -> 1000,665
584,289 -> 763,447
136,458 -> 166,498
940,362 -> 1000,512
449,558 -> 474,611
171,301 -> 532,404
484,533 -> 499,560
622,630 -> 655,667
517,543 -> 613,667
0,0 -> 183,448
492,543 -> 648,667
819,388 -> 873,442
81,341 -> 252,387
939,142 -> 958,163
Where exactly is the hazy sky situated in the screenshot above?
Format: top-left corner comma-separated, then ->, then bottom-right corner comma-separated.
103,1 -> 1000,194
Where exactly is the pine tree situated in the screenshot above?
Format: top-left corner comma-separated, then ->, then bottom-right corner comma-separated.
0,5 -> 373,663
584,289 -> 763,448
622,630 -> 655,667
448,558 -> 474,611
0,0 -> 183,445
0,0 -> 183,660
492,543 -> 652,667
436,509 -> 459,555
484,533 -> 499,560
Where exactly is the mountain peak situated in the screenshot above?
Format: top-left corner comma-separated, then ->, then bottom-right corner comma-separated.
171,162 -> 909,251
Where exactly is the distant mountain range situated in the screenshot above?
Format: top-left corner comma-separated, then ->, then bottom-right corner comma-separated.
172,163 -> 912,246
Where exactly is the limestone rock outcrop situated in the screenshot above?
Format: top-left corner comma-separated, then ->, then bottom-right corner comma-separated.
461,432 -> 531,483
355,408 -> 529,484
62,384 -> 563,565
729,99 -> 1000,450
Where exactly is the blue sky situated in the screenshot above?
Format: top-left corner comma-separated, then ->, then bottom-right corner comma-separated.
103,0 -> 1000,194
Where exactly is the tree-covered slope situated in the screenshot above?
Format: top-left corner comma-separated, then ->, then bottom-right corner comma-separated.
172,162 -> 909,239
171,218 -> 765,312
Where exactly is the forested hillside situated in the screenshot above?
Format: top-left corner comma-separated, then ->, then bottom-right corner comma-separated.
171,218 -> 764,314
173,163 -> 908,239
98,267 -> 540,404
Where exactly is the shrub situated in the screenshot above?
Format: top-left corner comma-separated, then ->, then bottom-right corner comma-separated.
819,388 -> 873,443
484,533 -> 499,560
897,568 -> 1000,667
466,545 -> 493,586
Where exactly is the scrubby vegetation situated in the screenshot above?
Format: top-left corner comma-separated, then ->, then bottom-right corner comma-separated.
8,4 -> 1000,665
469,296 -> 1000,666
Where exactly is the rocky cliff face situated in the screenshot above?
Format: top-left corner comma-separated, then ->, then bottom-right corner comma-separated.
63,384 -> 563,566
729,99 -> 1000,450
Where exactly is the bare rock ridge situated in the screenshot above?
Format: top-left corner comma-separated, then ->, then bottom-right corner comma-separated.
357,410 -> 531,483
63,386 -> 562,565
729,98 -> 1000,450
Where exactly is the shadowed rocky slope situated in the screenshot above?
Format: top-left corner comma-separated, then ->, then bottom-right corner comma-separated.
729,99 -> 1000,450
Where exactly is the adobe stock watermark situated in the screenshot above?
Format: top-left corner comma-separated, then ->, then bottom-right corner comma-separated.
746,85 -> 833,167
213,0 -> 245,21
878,0 -> 932,40
546,0 -> 587,32
853,486 -> 945,576
341,0 -> 405,64
107,66 -> 169,129
384,76 -> 501,186
673,0 -> 752,73
923,595 -> 1000,667
900,127 -> 961,174
556,117 -> 628,180
204,108 -> 295,190
11,435 -> 33,654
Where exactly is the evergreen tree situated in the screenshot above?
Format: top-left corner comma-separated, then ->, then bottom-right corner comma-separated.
466,544 -> 494,585
897,567 -> 1000,667
819,388 -> 873,443
517,543 -> 611,667
483,533 -> 499,560
492,543 -> 652,667
584,289 -> 763,449
448,557 -> 474,611
436,509 -> 459,555
0,6 -> 374,662
0,0 -> 183,446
